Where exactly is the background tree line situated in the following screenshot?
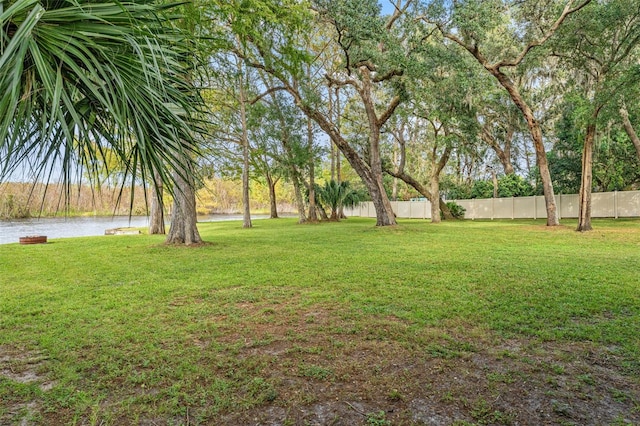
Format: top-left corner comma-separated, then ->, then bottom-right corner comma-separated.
2,0 -> 639,243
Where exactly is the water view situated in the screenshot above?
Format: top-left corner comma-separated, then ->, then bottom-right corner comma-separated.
0,214 -> 268,245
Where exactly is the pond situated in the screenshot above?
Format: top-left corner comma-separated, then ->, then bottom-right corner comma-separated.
0,214 -> 268,245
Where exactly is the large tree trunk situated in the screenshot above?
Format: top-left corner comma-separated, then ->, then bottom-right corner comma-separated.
491,71 -> 559,226
149,170 -> 165,234
286,75 -> 396,226
388,124 -> 453,221
166,164 -> 202,245
577,121 -> 597,232
620,105 -> 640,161
430,175 -> 441,223
441,1 -> 591,225
384,168 -> 455,220
360,67 -> 397,226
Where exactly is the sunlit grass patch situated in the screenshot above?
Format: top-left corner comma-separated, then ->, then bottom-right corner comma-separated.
1,218 -> 639,424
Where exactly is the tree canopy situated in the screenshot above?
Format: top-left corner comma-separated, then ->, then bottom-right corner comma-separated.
2,0 -> 640,231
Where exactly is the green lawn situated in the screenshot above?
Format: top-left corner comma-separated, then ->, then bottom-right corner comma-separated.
1,218 -> 639,425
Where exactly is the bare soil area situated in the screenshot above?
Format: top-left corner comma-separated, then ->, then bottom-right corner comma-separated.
2,305 -> 638,425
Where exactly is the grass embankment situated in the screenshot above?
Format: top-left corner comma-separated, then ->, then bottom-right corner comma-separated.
1,218 -> 639,425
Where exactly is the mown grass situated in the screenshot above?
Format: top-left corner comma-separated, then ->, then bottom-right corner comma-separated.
1,218 -> 639,424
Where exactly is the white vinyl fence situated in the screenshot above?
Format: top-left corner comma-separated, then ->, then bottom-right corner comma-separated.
343,190 -> 640,220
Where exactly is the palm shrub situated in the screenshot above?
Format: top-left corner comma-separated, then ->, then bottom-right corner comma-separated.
0,0 -> 203,196
316,180 -> 364,221
441,201 -> 465,219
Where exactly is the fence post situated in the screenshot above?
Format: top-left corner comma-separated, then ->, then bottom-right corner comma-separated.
534,196 -> 537,220
511,197 -> 515,220
615,190 -> 618,219
491,197 -> 494,220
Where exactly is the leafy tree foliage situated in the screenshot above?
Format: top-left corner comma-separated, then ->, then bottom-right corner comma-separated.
549,99 -> 640,194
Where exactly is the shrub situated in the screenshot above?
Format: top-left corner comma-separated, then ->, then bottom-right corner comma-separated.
443,201 -> 466,219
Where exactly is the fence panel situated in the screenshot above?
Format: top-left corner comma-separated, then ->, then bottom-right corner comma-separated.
592,192 -> 616,217
616,191 -> 640,217
534,196 -> 546,219
396,201 -> 411,218
493,198 -> 513,219
557,194 -> 578,218
346,190 -> 640,220
514,196 -> 535,219
456,200 -> 475,219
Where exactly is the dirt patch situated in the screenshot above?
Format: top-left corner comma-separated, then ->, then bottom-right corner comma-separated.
4,306 -> 639,425
206,307 -> 640,425
0,345 -> 53,425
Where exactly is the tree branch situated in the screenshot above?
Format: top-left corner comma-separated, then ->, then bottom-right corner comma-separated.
249,86 -> 287,105
490,0 -> 592,69
377,95 -> 402,128
372,69 -> 404,83
386,0 -> 413,30
325,73 -> 359,89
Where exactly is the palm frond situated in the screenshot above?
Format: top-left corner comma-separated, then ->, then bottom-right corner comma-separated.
0,0 -> 205,206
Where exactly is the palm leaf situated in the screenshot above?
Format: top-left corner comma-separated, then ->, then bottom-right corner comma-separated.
0,0 -> 205,207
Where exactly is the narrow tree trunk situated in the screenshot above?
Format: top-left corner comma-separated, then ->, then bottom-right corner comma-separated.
166,163 -> 202,245
280,131 -> 306,223
391,147 -> 399,201
292,173 -> 307,223
577,121 -> 597,232
335,87 -> 344,218
307,117 -> 318,221
238,59 -> 252,229
524,143 -> 533,177
329,87 -> 336,182
267,174 -> 278,219
264,81 -> 305,223
620,105 -> 640,161
241,141 -> 252,228
149,170 -> 165,234
492,169 -> 498,198
317,204 -> 329,220
481,125 -> 515,175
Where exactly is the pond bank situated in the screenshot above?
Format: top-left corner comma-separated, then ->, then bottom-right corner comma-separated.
0,214 -> 271,244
